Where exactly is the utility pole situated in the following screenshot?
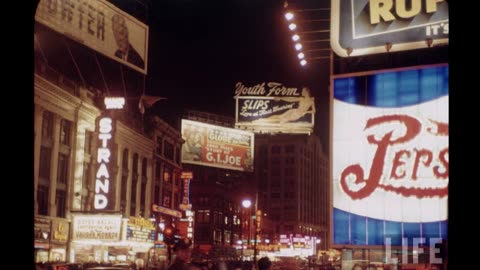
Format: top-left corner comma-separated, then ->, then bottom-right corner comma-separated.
253,192 -> 259,269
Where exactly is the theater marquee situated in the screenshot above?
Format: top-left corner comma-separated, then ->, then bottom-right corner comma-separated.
72,214 -> 122,241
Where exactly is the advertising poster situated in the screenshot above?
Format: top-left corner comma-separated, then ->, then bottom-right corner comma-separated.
35,0 -> 149,74
181,119 -> 254,172
331,65 -> 448,246
126,216 -> 155,243
234,82 -> 315,134
331,0 -> 448,57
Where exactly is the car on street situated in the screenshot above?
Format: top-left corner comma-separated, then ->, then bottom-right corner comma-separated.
84,267 -> 134,270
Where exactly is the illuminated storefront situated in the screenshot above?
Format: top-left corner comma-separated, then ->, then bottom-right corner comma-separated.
50,219 -> 70,262
125,216 -> 156,263
34,217 -> 52,263
34,216 -> 70,263
276,234 -> 318,258
70,214 -> 123,263
69,214 -> 155,263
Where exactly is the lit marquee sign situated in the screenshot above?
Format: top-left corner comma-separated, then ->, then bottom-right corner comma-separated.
127,216 -> 155,243
185,210 -> 194,239
94,116 -> 115,210
104,97 -> 125,109
179,171 -> 193,211
332,65 -> 448,246
177,210 -> 195,240
279,234 -> 291,245
72,214 -> 122,241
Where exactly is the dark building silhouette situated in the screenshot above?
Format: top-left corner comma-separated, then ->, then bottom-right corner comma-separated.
254,134 -> 329,250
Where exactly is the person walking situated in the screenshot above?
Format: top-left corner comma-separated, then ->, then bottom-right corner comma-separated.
257,257 -> 272,270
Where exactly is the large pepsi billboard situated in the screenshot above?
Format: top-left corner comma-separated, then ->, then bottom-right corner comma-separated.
331,65 -> 448,246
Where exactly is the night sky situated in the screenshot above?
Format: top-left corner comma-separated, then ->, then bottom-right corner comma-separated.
35,0 -> 337,153
144,0 -> 331,148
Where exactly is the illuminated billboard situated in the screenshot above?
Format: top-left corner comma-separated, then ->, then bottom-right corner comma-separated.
234,82 -> 315,134
331,0 -> 448,57
181,119 -> 255,172
35,0 -> 149,74
331,65 -> 448,246
126,216 -> 155,243
72,214 -> 122,241
94,116 -> 116,211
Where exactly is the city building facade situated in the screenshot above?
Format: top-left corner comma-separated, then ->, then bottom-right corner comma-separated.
34,62 -> 100,263
34,59 -> 186,265
182,110 -> 254,259
33,0 -> 191,265
254,134 -> 329,253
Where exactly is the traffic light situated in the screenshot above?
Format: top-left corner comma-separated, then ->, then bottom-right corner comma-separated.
163,225 -> 175,245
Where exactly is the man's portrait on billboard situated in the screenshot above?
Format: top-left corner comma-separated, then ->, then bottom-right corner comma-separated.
111,14 -> 145,69
182,125 -> 204,162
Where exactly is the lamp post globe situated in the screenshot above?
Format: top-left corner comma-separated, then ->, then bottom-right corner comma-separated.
242,199 -> 252,208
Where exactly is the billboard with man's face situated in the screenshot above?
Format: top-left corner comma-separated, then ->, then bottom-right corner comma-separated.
331,65 -> 448,247
35,0 -> 148,74
181,119 -> 255,172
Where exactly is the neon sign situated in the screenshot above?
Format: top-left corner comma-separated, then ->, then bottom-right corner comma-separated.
104,97 -> 125,109
94,117 -> 113,210
186,210 -> 194,239
332,65 -> 448,246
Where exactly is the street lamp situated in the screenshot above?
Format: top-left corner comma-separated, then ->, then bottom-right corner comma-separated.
241,199 -> 252,251
237,240 -> 243,261
285,12 -> 294,21
253,209 -> 260,269
242,198 -> 259,268
242,199 -> 252,208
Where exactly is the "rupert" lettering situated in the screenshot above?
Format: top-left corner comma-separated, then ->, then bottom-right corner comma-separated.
369,0 -> 445,24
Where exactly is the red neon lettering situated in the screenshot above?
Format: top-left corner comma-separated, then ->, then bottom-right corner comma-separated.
340,114 -> 448,200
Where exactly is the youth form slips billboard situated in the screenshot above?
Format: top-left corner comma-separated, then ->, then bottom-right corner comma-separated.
332,65 -> 448,246
234,82 -> 315,135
